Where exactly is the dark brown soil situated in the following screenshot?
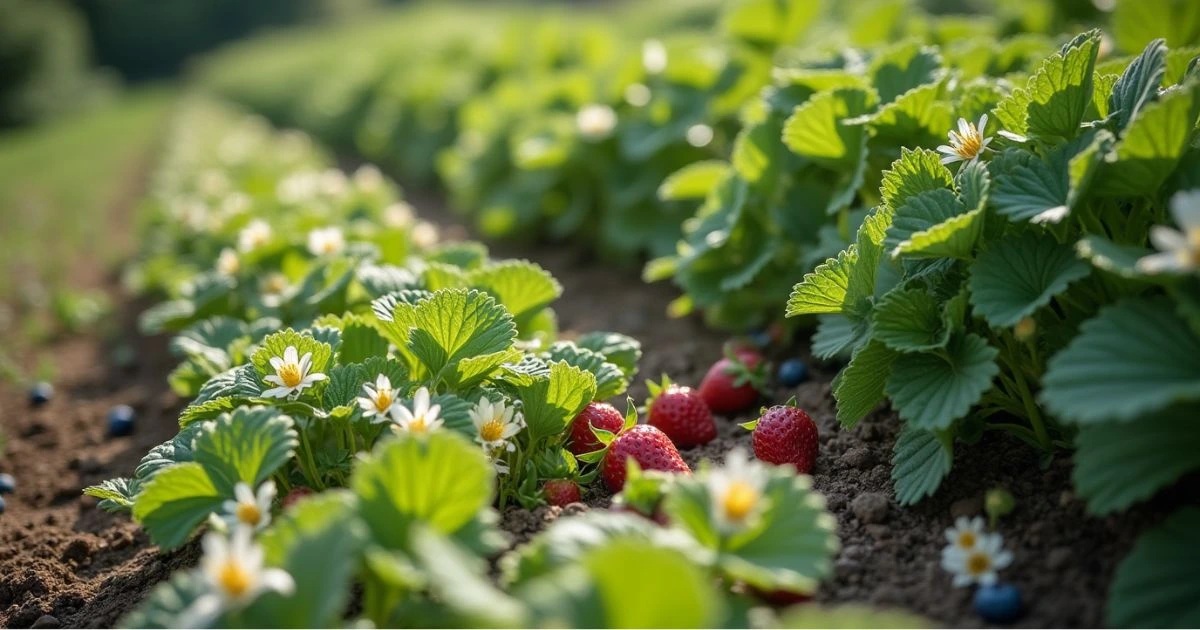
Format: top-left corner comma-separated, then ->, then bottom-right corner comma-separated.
0,172 -> 1168,628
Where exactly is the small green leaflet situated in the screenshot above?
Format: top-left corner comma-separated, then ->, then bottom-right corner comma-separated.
658,160 -> 731,201
878,148 -> 954,211
782,88 -> 876,169
996,31 -> 1099,142
468,260 -> 562,324
1073,405 -> 1200,515
989,149 -> 1069,223
1042,297 -> 1200,424
833,340 -> 898,428
968,231 -> 1091,327
1108,39 -> 1168,131
872,287 -> 949,352
191,407 -> 298,496
1093,79 -> 1200,197
1107,507 -> 1200,628
511,361 -> 597,442
885,333 -> 999,430
891,426 -> 952,505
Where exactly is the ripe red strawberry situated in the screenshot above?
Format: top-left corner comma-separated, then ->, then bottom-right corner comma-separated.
699,350 -> 767,414
747,404 -> 819,473
566,402 -> 625,455
543,479 -> 582,506
282,486 -> 314,509
601,425 -> 691,492
646,377 -> 716,447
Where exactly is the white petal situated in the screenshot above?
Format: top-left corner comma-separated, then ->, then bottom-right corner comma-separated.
1149,225 -> 1189,252
263,375 -> 286,387
1169,189 -> 1200,230
993,550 -> 1014,569
302,373 -> 327,384
258,480 -> 277,506
978,571 -> 998,586
936,145 -> 957,155
977,113 -> 989,134
284,346 -> 298,364
376,374 -> 391,389
261,386 -> 294,399
1136,251 -> 1189,273
957,118 -> 971,136
269,356 -> 284,371
298,352 -> 313,373
175,593 -> 225,629
259,568 -> 296,596
952,573 -> 972,588
941,155 -> 964,165
997,130 -> 1027,142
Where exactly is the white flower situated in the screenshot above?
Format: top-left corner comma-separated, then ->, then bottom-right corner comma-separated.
943,516 -> 987,552
238,219 -> 272,253
353,164 -> 384,192
261,346 -> 327,399
941,531 -> 1013,587
706,449 -> 770,533
686,124 -> 714,148
357,374 -> 398,419
937,114 -> 993,165
624,83 -> 652,107
1137,189 -> 1200,274
411,221 -> 439,249
220,481 -> 275,532
643,39 -> 668,74
215,248 -> 239,277
307,226 -> 345,257
260,272 -> 289,296
469,397 -> 523,452
220,192 -> 251,218
392,386 -> 444,435
318,169 -> 349,197
577,104 -> 617,140
176,528 -> 295,628
383,202 -> 415,228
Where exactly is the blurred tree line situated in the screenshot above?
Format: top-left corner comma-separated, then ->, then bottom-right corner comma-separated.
0,0 -> 375,128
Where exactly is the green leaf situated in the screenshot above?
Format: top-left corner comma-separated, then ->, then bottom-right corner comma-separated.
782,88 -> 876,168
574,332 -> 642,379
658,160 -> 731,201
352,431 -> 495,550
1075,234 -> 1153,279
733,121 -> 782,184
1109,39 -> 1168,131
1073,405 -> 1200,515
1042,297 -> 1200,423
381,289 -> 518,389
999,31 -> 1099,142
411,526 -> 528,627
252,491 -> 366,629
896,208 -> 983,259
501,511 -> 707,586
1094,80 -> 1200,197
891,426 -> 952,505
884,189 -> 970,258
775,604 -> 931,628
812,314 -> 868,360
878,148 -> 954,211
83,478 -> 136,513
132,462 -> 222,549
468,260 -> 562,324
968,231 -> 1091,327
1112,0 -> 1200,54
519,540 -> 722,629
120,570 -> 211,629
786,247 -> 857,316
885,333 -> 999,430
872,288 -> 948,351
721,0 -> 822,46
989,149 -> 1068,223
544,342 -> 628,399
833,340 -> 897,429
320,313 -> 390,365
664,466 -> 839,594
191,407 -> 298,495
868,41 -> 943,103
1108,507 -> 1200,628
510,361 -> 597,442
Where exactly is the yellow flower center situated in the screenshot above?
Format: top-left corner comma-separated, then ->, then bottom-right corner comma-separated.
957,531 -> 977,549
1188,228 -> 1200,263
955,128 -> 982,158
218,560 -> 252,598
278,363 -> 303,388
321,241 -> 337,254
409,416 -> 428,433
722,481 -> 759,521
966,552 -> 992,575
479,418 -> 506,443
236,502 -> 262,526
374,390 -> 393,413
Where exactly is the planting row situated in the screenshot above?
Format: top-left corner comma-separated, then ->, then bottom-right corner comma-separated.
196,0 -> 1200,624
80,100 -> 908,627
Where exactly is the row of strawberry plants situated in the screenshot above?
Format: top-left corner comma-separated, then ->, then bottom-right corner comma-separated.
786,32 -> 1200,626
84,100 -> 866,627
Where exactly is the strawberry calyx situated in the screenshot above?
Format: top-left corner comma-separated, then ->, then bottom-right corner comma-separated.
721,347 -> 770,391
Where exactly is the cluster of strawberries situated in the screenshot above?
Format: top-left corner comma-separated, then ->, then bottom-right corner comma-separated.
542,343 -> 819,506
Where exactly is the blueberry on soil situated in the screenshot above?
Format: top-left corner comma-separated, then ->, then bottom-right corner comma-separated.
107,405 -> 136,437
777,358 -> 809,386
748,329 -> 771,348
974,583 -> 1023,623
29,382 -> 53,407
0,473 -> 13,494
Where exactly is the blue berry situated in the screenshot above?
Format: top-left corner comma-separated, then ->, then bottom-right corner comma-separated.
107,405 -> 136,438
0,473 -> 13,494
777,358 -> 809,386
974,583 -> 1022,623
29,382 -> 53,407
749,330 -> 772,348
